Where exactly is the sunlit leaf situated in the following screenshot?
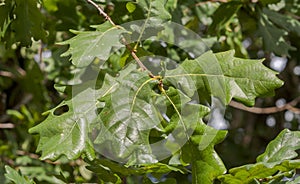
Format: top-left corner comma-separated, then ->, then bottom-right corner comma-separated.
164,50 -> 283,106
218,129 -> 300,183
183,124 -> 227,183
60,22 -> 127,67
257,129 -> 300,162
29,76 -> 117,160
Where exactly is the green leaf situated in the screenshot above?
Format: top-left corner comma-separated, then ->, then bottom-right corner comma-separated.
60,22 -> 127,67
29,76 -> 117,160
257,129 -> 300,162
263,8 -> 300,37
218,160 -> 300,183
126,2 -> 136,13
137,0 -> 171,21
183,124 -> 227,183
257,10 -> 295,56
164,50 -> 283,106
11,0 -> 47,46
86,158 -> 186,183
4,166 -> 35,184
218,129 -> 300,183
208,1 -> 242,34
260,0 -> 281,6
94,65 -> 160,164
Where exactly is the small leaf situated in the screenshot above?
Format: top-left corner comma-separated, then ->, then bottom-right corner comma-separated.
126,2 -> 136,13
5,166 -> 35,184
218,160 -> 300,183
137,0 -> 171,21
209,1 -> 242,34
218,129 -> 300,183
86,158 -> 186,179
257,129 -> 300,163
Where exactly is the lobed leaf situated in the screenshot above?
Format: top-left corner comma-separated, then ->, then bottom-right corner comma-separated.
136,0 -> 171,21
164,50 -> 283,106
218,129 -> 300,183
182,124 -> 227,183
60,22 -> 127,67
257,129 -> 300,163
29,76 -> 117,160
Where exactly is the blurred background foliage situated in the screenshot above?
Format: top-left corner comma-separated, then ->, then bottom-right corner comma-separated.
1,0 -> 300,183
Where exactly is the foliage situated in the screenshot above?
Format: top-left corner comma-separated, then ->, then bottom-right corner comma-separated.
1,0 -> 300,183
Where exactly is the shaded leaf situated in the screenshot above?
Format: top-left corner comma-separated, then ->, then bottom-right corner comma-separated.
4,166 -> 35,184
86,158 -> 186,178
263,8 -> 300,37
257,10 -> 295,56
11,0 -> 47,46
260,0 -> 281,6
208,1 -> 242,34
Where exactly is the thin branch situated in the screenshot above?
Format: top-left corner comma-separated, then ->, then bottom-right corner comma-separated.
0,71 -> 15,78
229,97 -> 300,114
86,0 -> 115,26
85,0 -> 154,77
0,123 -> 14,129
38,40 -> 46,71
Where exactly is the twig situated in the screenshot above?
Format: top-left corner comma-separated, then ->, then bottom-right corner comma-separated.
0,71 -> 15,78
229,97 -> 300,114
86,0 -> 115,26
0,123 -> 14,129
38,40 -> 46,71
85,0 -> 154,77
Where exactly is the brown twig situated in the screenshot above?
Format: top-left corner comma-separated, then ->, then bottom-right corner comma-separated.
229,97 -> 300,114
86,0 -> 115,26
85,0 -> 154,77
0,123 -> 14,129
0,71 -> 15,78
